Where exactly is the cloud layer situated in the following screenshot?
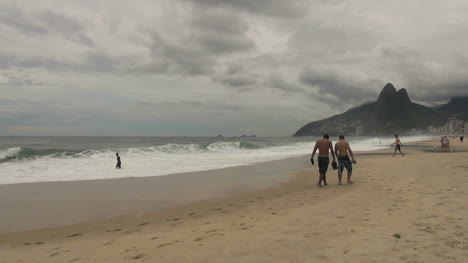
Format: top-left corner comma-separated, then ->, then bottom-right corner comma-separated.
1,0 -> 468,136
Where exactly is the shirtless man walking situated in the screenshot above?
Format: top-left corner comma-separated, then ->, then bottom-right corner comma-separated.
391,134 -> 404,157
311,134 -> 336,187
334,135 -> 357,185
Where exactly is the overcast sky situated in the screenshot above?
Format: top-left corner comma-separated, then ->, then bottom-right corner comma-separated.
1,0 -> 468,136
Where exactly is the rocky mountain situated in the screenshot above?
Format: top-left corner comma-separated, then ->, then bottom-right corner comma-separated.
294,83 -> 446,136
434,96 -> 468,121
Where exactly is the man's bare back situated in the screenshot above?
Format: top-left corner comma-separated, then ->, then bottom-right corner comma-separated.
335,140 -> 350,157
316,139 -> 333,156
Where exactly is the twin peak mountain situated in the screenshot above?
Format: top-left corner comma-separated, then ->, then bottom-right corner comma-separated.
294,83 -> 466,136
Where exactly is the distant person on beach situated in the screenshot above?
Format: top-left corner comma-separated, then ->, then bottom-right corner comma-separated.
311,134 -> 336,187
116,153 -> 121,169
334,135 -> 357,185
391,134 -> 404,157
460,136 -> 464,143
441,136 -> 450,152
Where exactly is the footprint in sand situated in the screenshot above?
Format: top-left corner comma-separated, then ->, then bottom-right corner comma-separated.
66,233 -> 83,238
157,243 -> 173,248
106,228 -> 122,232
104,240 -> 115,246
188,212 -> 197,216
122,247 -> 138,254
131,253 -> 148,260
69,258 -> 80,262
138,222 -> 149,226
195,236 -> 205,241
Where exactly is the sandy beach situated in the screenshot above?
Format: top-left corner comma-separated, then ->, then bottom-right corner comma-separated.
1,139 -> 467,263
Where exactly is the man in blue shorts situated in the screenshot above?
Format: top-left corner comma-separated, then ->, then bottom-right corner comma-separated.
334,135 -> 357,185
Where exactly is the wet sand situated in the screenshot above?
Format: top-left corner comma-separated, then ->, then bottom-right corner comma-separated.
0,156 -> 308,234
1,139 -> 467,263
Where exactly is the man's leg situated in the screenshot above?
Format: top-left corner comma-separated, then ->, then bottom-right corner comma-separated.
323,174 -> 328,186
318,174 -> 323,187
393,149 -> 396,157
347,171 -> 353,184
338,171 -> 343,185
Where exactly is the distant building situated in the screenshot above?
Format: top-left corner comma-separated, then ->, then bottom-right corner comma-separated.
431,117 -> 467,135
355,125 -> 364,136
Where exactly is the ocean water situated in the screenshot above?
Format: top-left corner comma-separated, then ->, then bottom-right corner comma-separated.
0,136 -> 430,185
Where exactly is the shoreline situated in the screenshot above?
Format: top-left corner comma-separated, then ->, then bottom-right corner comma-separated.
0,135 -> 431,185
2,139 -> 467,262
0,154 -> 310,234
0,141 -> 434,235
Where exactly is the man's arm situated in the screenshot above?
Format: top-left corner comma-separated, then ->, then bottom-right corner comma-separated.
334,143 -> 339,157
329,142 -> 336,161
311,143 -> 318,160
347,142 -> 356,162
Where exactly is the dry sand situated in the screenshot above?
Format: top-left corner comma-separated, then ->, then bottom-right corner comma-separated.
1,139 -> 467,263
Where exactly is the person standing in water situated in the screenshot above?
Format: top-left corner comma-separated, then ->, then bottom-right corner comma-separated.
334,135 -> 357,185
116,153 -> 122,169
311,134 -> 336,187
391,134 -> 404,157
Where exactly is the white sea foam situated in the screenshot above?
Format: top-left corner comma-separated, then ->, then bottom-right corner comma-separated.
0,136 -> 431,184
0,147 -> 22,160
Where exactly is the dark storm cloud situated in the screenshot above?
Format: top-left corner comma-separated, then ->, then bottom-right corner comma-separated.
143,31 -> 214,75
299,67 -> 381,104
139,8 -> 255,76
377,46 -> 468,102
137,100 -> 244,112
0,50 -> 67,70
0,4 -> 92,45
0,50 -> 120,73
2,0 -> 468,136
265,74 -> 305,94
38,10 -> 93,45
212,64 -> 259,88
0,5 -> 48,34
81,52 -> 120,72
185,0 -> 309,18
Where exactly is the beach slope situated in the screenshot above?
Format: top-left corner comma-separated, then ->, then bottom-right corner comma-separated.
1,140 -> 467,262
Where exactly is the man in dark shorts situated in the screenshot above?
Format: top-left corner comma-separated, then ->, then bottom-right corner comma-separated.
116,153 -> 122,169
460,136 -> 464,143
334,135 -> 357,185
311,134 -> 336,187
391,134 -> 404,157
